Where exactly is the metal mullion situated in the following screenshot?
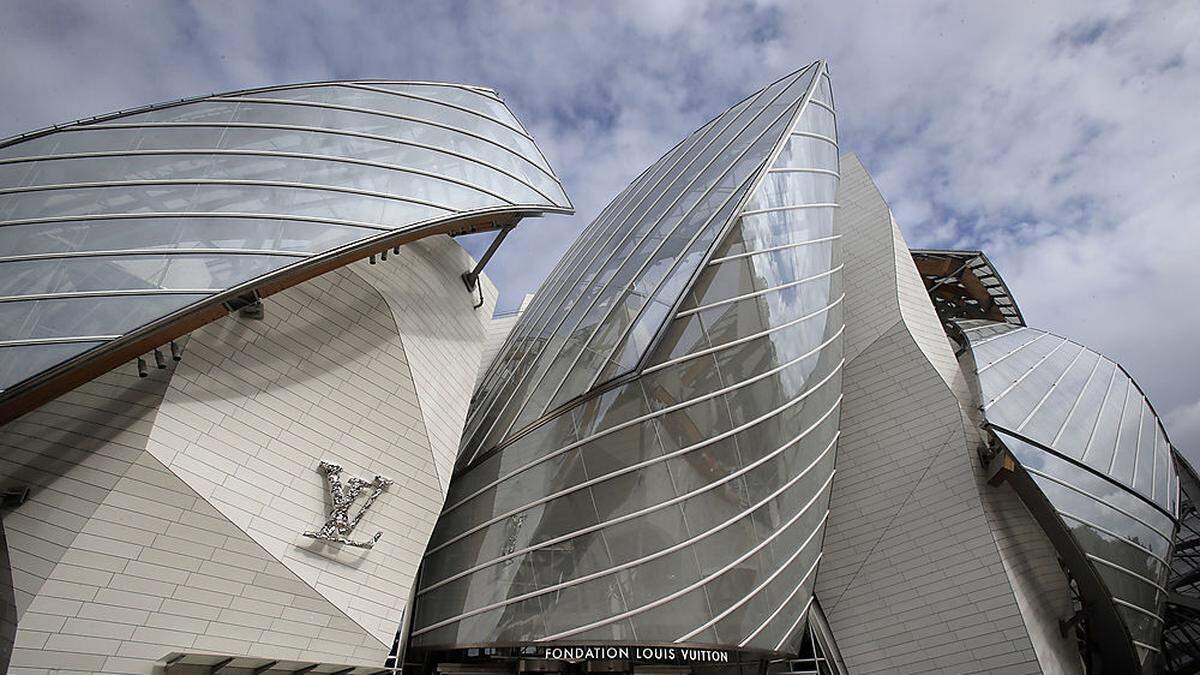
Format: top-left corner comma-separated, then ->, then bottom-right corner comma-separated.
464,81 -> 787,457
966,325 -> 1026,348
1107,379 -> 1135,474
1152,427 -> 1160,502
1024,466 -> 1172,541
415,453 -> 838,638
1,148 -> 516,205
740,202 -> 839,217
466,110 -> 727,419
681,529 -> 823,642
569,67 -> 830,402
514,73 -> 816,435
1112,597 -> 1164,623
0,248 -> 311,264
739,563 -> 817,647
1133,404 -> 1147,489
808,99 -> 835,114
341,82 -> 563,178
1053,356 -> 1107,447
982,337 -> 1070,410
71,120 -> 565,205
210,95 -> 559,182
1086,553 -> 1168,593
440,326 -> 844,521
0,335 -> 120,348
423,427 -> 838,597
1058,511 -> 1169,566
765,167 -> 840,178
1017,345 -> 1089,431
0,179 -> 457,214
976,332 -> 1048,373
772,591 -> 819,652
675,266 -> 843,319
0,210 -> 390,232
462,123 -> 717,447
537,478 -> 836,641
708,235 -> 841,265
0,288 -> 219,303
341,83 -> 536,142
644,294 -> 844,375
789,131 -> 836,146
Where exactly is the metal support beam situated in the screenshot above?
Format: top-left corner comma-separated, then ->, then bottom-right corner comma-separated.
254,661 -> 280,674
209,657 -> 235,674
461,223 -> 514,293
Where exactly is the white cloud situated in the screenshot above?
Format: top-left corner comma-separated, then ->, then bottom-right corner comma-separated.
1,0 -> 1196,457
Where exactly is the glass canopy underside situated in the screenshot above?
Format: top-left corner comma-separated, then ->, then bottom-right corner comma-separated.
0,81 -> 570,392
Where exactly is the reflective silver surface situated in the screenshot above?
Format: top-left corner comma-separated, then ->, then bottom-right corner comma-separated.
303,461 -> 394,549
0,80 -> 571,392
410,61 -> 841,656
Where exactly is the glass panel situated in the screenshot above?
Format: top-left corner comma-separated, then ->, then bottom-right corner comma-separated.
1021,348 -> 1101,443
985,340 -> 1083,431
28,294 -> 209,341
0,341 -> 106,390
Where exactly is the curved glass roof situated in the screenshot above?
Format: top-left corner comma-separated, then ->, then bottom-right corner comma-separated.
959,319 -> 1176,513
460,63 -> 823,467
959,319 -> 1179,666
0,80 -> 571,402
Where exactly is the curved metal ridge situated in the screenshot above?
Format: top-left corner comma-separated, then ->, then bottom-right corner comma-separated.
209,96 -> 557,181
427,360 -> 844,556
676,265 -> 844,319
437,327 -> 845,519
0,288 -> 222,304
342,83 -> 536,141
0,79 -> 510,149
0,148 -> 524,204
413,452 -> 838,638
0,248 -> 313,264
465,113 -> 729,420
0,178 -> 460,212
539,492 -> 834,641
736,555 -> 821,647
417,416 -> 841,596
47,122 -> 566,205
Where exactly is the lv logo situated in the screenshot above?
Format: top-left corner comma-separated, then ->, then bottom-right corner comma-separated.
304,461 -> 394,549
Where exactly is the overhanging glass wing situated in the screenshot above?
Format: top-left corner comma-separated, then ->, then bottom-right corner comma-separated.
0,80 -> 571,395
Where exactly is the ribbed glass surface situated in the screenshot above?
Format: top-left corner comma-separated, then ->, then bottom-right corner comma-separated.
958,319 -> 1178,665
0,81 -> 570,391
410,62 -> 841,656
959,320 -> 1176,513
999,431 -> 1172,662
459,64 -> 822,465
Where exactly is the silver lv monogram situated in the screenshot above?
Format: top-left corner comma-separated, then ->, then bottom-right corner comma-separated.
303,461 -> 394,549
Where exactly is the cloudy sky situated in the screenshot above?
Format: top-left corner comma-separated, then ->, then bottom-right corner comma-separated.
2,0 -> 1197,457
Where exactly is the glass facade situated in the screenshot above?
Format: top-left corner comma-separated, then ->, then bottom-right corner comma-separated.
956,319 -> 1179,669
0,80 -> 570,393
410,61 -> 841,656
